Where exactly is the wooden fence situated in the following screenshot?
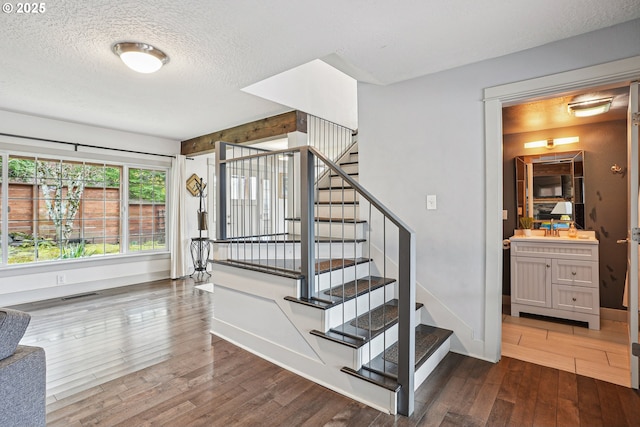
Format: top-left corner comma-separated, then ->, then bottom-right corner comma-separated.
3,183 -> 165,244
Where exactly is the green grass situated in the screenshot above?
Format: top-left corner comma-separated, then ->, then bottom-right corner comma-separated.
9,243 -> 121,264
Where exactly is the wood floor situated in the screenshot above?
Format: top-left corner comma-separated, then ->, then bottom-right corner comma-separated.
11,278 -> 640,426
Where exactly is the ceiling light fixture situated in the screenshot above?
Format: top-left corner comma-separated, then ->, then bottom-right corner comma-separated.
567,97 -> 612,118
524,136 -> 579,149
112,42 -> 169,74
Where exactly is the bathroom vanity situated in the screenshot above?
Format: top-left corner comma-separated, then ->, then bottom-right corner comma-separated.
509,232 -> 600,329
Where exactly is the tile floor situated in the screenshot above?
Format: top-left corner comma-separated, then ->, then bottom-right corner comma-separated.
502,312 -> 631,387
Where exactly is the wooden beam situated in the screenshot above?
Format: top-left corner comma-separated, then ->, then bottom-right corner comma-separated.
180,111 -> 307,156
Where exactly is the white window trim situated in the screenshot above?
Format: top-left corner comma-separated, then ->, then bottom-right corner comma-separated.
0,146 -> 171,269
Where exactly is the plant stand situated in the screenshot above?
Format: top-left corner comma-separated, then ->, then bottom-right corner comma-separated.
189,237 -> 211,278
189,175 -> 211,279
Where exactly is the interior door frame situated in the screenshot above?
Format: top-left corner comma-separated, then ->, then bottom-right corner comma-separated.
483,55 -> 640,378
627,81 -> 639,388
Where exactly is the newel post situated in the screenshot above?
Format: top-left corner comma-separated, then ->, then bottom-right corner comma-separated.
215,141 -> 227,241
397,228 -> 416,416
299,146 -> 315,299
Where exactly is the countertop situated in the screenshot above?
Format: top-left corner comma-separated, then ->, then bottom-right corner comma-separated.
509,230 -> 598,244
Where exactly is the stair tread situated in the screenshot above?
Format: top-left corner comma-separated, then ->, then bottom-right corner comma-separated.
215,234 -> 365,243
316,299 -> 424,346
341,324 -> 453,390
213,259 -> 302,279
316,201 -> 359,205
340,366 -> 400,392
365,324 -> 453,375
214,257 -> 371,278
323,276 -> 395,301
317,186 -> 356,190
288,276 -> 396,311
339,161 -> 358,166
331,172 -> 358,178
285,217 -> 366,223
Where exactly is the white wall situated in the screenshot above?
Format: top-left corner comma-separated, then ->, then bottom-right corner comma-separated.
0,110 -> 183,305
358,19 -> 640,344
242,59 -> 358,130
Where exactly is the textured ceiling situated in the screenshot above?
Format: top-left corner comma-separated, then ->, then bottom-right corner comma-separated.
0,0 -> 639,141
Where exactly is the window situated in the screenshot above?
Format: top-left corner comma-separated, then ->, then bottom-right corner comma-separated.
128,168 -> 167,252
1,154 -> 168,265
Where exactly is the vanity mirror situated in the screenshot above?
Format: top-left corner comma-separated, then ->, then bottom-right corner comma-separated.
515,150 -> 584,229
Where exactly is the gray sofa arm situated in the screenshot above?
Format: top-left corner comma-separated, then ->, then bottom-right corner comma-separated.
0,308 -> 31,360
0,345 -> 46,427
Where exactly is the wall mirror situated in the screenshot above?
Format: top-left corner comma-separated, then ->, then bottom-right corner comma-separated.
515,150 -> 584,229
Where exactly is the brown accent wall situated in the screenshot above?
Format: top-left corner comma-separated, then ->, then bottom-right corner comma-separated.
503,120 -> 627,310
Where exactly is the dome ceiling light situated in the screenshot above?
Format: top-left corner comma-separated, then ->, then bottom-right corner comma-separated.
567,97 -> 613,118
112,42 -> 169,74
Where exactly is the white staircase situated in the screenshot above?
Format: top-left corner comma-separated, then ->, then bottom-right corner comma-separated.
210,143 -> 452,415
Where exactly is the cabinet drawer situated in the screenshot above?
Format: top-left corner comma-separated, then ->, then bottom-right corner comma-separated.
552,259 -> 598,288
510,241 -> 598,261
552,284 -> 599,314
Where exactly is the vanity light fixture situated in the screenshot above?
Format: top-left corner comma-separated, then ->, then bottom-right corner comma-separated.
524,136 -> 579,149
112,42 -> 169,74
567,97 -> 612,118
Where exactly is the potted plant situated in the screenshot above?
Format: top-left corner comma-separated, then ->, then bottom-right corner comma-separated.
519,216 -> 534,236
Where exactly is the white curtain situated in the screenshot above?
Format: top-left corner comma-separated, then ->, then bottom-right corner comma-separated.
170,154 -> 188,278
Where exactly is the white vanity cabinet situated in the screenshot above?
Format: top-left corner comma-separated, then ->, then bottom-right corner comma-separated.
510,236 -> 600,330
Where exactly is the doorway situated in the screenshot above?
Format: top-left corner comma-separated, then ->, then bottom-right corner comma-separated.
501,85 -> 630,386
483,55 -> 640,388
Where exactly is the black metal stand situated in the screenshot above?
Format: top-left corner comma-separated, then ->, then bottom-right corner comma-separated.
189,177 -> 211,278
189,237 -> 211,278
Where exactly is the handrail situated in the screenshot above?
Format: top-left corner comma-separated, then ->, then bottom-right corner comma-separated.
307,146 -> 414,234
217,147 -> 298,164
216,145 -> 414,235
216,141 -> 273,153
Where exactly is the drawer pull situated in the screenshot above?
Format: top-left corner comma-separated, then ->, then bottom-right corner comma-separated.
571,271 -> 577,276
546,264 -> 551,268
572,297 -> 577,302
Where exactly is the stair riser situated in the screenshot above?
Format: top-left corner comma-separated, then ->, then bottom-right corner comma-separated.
330,175 -> 358,187
357,326 -> 397,368
314,261 -> 376,292
291,221 -> 366,239
339,163 -> 358,174
315,204 -> 360,219
325,283 -> 396,329
318,189 -> 358,202
218,241 -> 363,261
413,337 -> 451,391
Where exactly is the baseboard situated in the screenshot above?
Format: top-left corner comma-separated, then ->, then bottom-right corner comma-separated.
503,295 -> 628,323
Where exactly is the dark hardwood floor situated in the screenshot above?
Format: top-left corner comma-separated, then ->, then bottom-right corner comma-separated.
11,278 -> 640,426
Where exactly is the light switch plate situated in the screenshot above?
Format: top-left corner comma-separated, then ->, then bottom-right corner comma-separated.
503,210 -> 508,220
426,195 -> 437,210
